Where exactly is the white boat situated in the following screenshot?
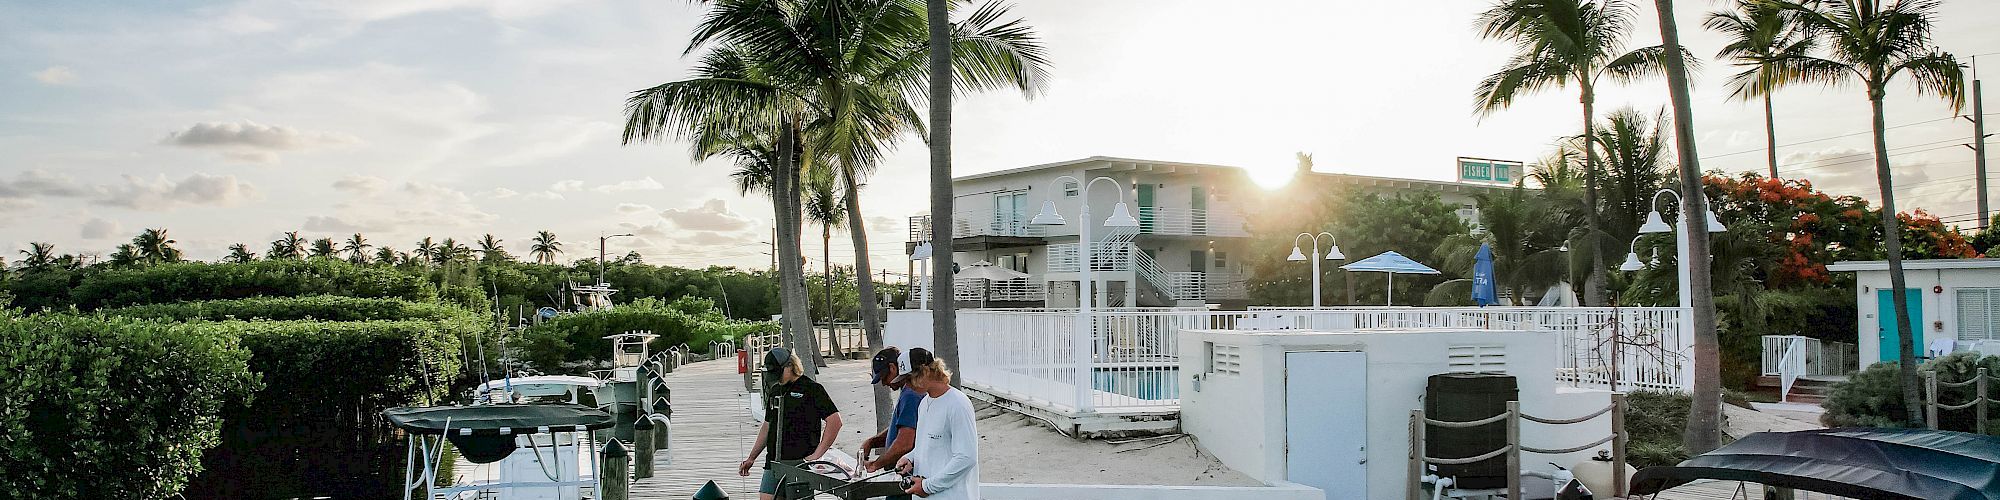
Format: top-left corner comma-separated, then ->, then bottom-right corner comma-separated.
470,375 -> 604,406
388,404 -> 616,500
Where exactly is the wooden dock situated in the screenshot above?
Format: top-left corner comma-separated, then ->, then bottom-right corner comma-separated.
630,357 -> 763,499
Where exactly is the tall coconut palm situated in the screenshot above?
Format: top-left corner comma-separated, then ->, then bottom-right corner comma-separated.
1474,0 -> 1677,307
225,243 -> 256,263
1592,107 -> 1674,242
131,228 -> 182,265
530,231 -> 563,265
18,242 -> 55,270
269,231 -> 306,260
1707,0 -> 1816,179
1768,0 -> 1964,426
926,0 -> 957,380
413,237 -> 438,266
1648,0 -> 1727,457
342,233 -> 371,264
804,169 -> 847,361
108,244 -> 140,267
477,234 -> 510,263
308,238 -> 338,260
374,246 -> 398,266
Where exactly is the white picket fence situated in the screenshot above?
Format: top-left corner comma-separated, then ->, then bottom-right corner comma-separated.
955,307 -> 1692,415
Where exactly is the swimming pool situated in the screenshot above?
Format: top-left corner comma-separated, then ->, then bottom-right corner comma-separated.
1092,367 -> 1179,400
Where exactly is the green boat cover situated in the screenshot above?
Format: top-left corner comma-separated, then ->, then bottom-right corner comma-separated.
384,403 -> 615,435
1629,428 -> 2000,500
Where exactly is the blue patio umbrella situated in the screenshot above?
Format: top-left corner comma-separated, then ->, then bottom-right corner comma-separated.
1472,243 -> 1498,306
1339,251 -> 1441,305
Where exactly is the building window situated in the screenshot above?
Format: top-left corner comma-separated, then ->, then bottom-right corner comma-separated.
1958,288 -> 2000,341
1213,251 -> 1228,269
1063,181 -> 1079,197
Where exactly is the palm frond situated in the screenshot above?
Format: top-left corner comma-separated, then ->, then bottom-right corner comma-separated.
1891,52 -> 1965,110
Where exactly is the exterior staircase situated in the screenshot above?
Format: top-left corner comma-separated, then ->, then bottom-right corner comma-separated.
1756,374 -> 1846,404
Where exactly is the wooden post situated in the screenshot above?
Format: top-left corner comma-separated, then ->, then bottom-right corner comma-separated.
1925,371 -> 1940,430
634,417 -> 655,479
1979,368 -> 1990,436
654,415 -> 670,451
1611,393 -> 1628,498
1505,401 -> 1521,500
1408,409 -> 1425,500
601,439 -> 630,500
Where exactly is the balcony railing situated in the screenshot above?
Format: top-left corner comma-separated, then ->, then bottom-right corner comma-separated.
908,209 -> 1045,242
954,279 -> 1047,302
1135,206 -> 1249,237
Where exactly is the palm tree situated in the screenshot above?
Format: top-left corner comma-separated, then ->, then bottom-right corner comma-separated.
1474,0 -> 1675,307
18,242 -> 55,270
1769,0 -> 1964,426
1592,107 -> 1673,242
1707,0 -> 1815,179
413,237 -> 438,266
1648,0 -> 1727,457
477,234 -> 510,263
804,170 -> 847,361
308,238 -> 338,260
926,0 -> 954,377
269,231 -> 306,260
225,243 -> 256,263
129,228 -> 183,265
374,246 -> 398,266
108,244 -> 139,267
436,238 -> 469,265
342,233 -> 371,264
530,231 -> 564,265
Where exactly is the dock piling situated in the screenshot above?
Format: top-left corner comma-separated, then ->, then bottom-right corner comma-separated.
634,417 -> 656,479
602,439 -> 630,500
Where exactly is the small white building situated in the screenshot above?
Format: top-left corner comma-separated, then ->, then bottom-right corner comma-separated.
1177,328 -> 1616,499
1826,258 -> 2000,365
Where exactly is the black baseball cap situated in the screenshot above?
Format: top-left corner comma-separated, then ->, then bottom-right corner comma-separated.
870,347 -> 902,384
763,347 -> 794,374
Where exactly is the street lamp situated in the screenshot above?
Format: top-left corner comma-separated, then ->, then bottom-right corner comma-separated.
1639,189 -> 1725,307
1620,235 -> 1653,272
599,233 -> 635,286
1030,175 -> 1139,413
910,242 -> 934,309
1288,232 -> 1344,308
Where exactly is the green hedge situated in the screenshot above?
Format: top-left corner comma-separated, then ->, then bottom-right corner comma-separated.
1623,390 -> 1694,469
0,314 -> 259,498
103,295 -> 473,323
517,297 -> 762,373
69,259 -> 439,310
1824,352 -> 2000,434
182,318 -> 468,499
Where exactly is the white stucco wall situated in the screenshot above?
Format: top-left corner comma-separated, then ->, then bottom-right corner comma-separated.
1840,265 -> 2000,364
1177,328 -> 1615,497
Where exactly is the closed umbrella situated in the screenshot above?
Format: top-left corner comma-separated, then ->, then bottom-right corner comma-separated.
1339,251 -> 1441,305
1472,243 -> 1498,306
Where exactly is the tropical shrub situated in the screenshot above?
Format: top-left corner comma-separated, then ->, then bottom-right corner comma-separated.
1623,390 -> 1693,469
69,259 -> 438,310
0,314 -> 259,499
1823,352 -> 2000,434
102,295 -> 471,322
517,297 -> 764,373
182,318 -> 468,499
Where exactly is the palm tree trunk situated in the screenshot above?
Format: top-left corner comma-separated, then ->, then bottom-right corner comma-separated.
1580,85 -> 1608,307
842,171 -> 892,428
927,0 -> 959,378
1870,89 -> 1923,426
1653,0 -> 1722,456
775,118 -> 819,376
824,226 -> 840,362
1764,93 -> 1780,180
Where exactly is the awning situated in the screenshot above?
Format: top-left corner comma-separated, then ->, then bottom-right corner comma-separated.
384,403 -> 616,435
1629,428 -> 2000,500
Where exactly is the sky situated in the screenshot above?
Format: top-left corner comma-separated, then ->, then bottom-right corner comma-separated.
2,0 -> 1997,274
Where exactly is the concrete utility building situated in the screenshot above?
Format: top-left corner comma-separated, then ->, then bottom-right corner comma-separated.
1826,258 -> 2000,364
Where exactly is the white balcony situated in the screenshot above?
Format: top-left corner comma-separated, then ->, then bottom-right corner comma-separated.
907,209 -> 1045,242
1135,206 -> 1249,237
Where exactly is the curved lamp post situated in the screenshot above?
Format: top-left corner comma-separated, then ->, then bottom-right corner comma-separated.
910,242 -> 934,309
1030,175 -> 1138,413
598,233 -> 635,286
1288,232 -> 1345,308
1638,189 -> 1726,307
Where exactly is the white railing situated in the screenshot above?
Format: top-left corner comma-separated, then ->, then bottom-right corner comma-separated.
957,309 -> 1280,413
1046,242 -> 1134,273
1134,206 -> 1250,237
908,209 -> 1046,242
1205,270 -> 1249,300
1760,335 -> 1853,400
953,279 -> 1047,302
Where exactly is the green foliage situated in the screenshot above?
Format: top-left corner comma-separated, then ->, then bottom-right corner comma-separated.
102,295 -> 472,322
182,317 -> 467,499
1824,353 -> 2000,434
67,259 -> 439,311
1710,287 -> 1856,389
1624,390 -> 1693,468
517,297 -> 769,373
1246,182 -> 1471,306
0,314 -> 259,499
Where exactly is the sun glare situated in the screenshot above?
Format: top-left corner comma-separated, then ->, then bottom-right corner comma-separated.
1248,165 -> 1296,190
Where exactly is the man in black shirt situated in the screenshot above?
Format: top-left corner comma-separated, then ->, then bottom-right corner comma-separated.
738,347 -> 843,500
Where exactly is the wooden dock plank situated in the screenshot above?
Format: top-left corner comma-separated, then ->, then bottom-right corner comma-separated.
629,358 -> 764,499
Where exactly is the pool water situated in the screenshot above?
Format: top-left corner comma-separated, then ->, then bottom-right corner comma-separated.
1092,368 -> 1179,400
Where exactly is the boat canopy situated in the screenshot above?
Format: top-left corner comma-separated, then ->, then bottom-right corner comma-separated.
474,375 -> 603,393
384,403 -> 615,436
1629,428 -> 2000,500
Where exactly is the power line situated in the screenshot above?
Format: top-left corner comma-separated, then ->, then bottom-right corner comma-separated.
1702,116 -> 1961,161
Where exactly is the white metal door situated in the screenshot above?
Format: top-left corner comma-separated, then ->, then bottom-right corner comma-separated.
1286,351 -> 1367,499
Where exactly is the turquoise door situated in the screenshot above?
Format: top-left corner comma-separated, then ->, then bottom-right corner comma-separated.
1877,289 -> 1924,363
1136,184 -> 1155,231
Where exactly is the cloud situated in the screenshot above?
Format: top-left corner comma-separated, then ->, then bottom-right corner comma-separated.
306,181 -> 493,234
593,177 -> 664,193
524,191 -> 564,201
92,173 -> 260,210
31,66 -> 77,85
617,203 -> 654,214
486,187 -> 519,199
332,175 -> 390,194
79,217 -> 121,239
659,198 -> 756,231
0,169 -> 90,199
550,179 -> 585,192
160,120 -> 358,162
303,215 -> 387,233
399,181 -> 471,203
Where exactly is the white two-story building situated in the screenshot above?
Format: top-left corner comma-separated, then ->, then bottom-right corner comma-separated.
908,156 -> 1515,308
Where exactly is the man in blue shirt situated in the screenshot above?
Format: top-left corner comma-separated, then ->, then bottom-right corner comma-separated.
858,347 -> 933,499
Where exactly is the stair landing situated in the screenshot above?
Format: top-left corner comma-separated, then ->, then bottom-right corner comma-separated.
1755,375 -> 1848,405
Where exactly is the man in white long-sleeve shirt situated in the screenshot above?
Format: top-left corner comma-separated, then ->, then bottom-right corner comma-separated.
896,359 -> 979,499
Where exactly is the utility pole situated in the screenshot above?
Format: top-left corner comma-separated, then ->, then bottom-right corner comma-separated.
1973,60 -> 1990,230
598,233 -> 633,286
